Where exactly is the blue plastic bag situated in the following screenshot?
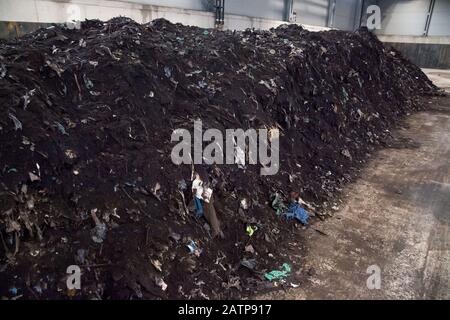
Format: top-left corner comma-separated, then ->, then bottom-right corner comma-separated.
284,202 -> 309,225
194,197 -> 203,218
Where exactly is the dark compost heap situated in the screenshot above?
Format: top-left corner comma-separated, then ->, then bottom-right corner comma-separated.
0,18 -> 439,299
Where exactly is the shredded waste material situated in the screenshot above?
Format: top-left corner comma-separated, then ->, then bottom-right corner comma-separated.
0,17 -> 439,299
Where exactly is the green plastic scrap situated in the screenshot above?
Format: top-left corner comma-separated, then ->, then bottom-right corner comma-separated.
264,263 -> 291,281
270,193 -> 287,215
246,225 -> 257,237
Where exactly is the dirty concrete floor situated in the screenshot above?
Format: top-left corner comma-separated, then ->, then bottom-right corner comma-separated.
257,71 -> 450,300
422,69 -> 450,93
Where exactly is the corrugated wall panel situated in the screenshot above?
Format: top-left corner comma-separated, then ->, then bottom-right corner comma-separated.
120,0 -> 205,11
124,0 -> 288,22
332,0 -> 359,30
294,0 -> 330,27
120,0 -> 287,21
225,0 -> 285,21
107,0 -> 288,22
428,0 -> 450,36
377,0 -> 430,36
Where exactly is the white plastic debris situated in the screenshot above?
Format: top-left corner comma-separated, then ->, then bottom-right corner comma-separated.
54,121 -> 68,135
203,187 -> 213,203
192,175 -> 204,199
8,113 -> 22,131
0,63 -> 6,79
79,38 -> 87,47
29,172 -> 40,182
240,198 -> 249,210
164,66 -> 172,78
90,209 -> 107,244
151,259 -> 162,272
156,278 -> 167,291
65,149 -> 77,159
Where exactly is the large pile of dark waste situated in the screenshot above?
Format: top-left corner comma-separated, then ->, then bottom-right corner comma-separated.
0,17 -> 439,299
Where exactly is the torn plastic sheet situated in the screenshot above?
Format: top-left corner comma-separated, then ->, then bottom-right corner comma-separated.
0,63 -> 6,78
264,263 -> 291,281
8,113 -> 22,130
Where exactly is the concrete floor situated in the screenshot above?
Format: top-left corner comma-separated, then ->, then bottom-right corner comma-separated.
422,69 -> 450,93
257,70 -> 450,300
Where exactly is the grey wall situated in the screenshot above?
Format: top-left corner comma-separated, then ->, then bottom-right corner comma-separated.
428,0 -> 450,36
377,0 -> 430,36
120,0 -> 205,11
125,0 -> 331,26
225,0 -> 286,21
294,0 -> 330,27
125,0 -> 288,21
362,0 -> 450,69
126,0 -> 330,23
110,0 -> 335,27
387,42 -> 450,69
97,0 -> 450,36
367,0 -> 450,37
329,0 -> 361,30
2,0 -> 448,35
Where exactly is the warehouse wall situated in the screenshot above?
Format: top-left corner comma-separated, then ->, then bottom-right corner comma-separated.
0,0 -> 214,28
294,0 -> 330,27
122,0 -> 205,11
123,0 -> 326,23
331,0 -> 361,31
124,0 -> 333,24
383,41 -> 450,69
370,0 -> 450,37
0,0 -> 333,39
428,0 -> 450,37
376,0 -> 430,36
2,0 -> 449,35
226,0 -> 286,21
0,0 -> 337,33
123,0 -> 287,21
363,0 -> 450,69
